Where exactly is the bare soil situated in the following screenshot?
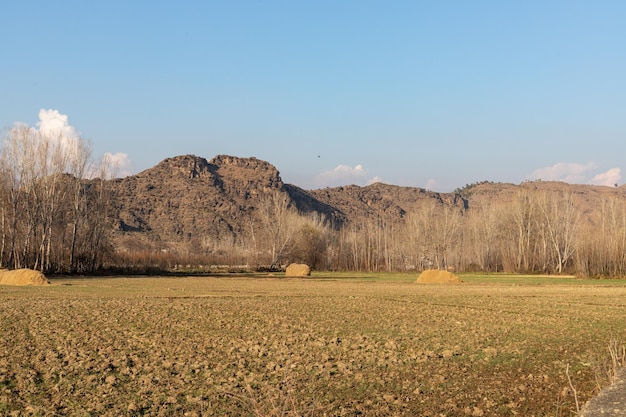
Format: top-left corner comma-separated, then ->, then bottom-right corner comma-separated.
1,276 -> 625,416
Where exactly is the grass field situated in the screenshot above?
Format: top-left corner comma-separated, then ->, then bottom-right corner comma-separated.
2,273 -> 626,416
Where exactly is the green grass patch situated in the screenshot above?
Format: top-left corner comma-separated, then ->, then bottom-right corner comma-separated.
309,271 -> 417,282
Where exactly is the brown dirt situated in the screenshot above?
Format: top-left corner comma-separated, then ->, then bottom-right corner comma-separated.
416,269 -> 462,284
0,268 -> 49,286
1,276 -> 624,416
285,263 -> 311,277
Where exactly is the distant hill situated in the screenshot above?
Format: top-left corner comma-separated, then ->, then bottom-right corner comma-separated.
107,154 -> 626,254
309,182 -> 467,221
456,179 -> 626,224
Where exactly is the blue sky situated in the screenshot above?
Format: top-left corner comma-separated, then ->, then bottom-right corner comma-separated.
1,1 -> 625,191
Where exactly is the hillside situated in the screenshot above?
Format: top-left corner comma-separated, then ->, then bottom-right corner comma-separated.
108,155 -> 344,252
458,180 -> 626,223
107,154 -> 626,256
309,182 -> 467,221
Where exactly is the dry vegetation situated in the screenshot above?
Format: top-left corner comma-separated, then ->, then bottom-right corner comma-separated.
2,275 -> 626,416
0,269 -> 49,286
416,269 -> 462,284
285,263 -> 311,277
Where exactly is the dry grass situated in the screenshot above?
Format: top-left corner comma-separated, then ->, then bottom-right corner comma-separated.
608,339 -> 626,379
1,275 -> 626,416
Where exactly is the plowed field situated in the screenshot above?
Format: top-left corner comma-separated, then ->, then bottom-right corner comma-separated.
2,275 -> 626,416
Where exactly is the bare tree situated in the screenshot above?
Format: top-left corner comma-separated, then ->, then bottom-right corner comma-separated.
463,204 -> 502,272
537,191 -> 580,274
0,126 -> 35,269
406,201 -> 462,271
290,213 -> 330,269
255,190 -> 301,268
500,190 -> 541,273
67,140 -> 93,273
577,196 -> 626,277
0,124 -> 111,273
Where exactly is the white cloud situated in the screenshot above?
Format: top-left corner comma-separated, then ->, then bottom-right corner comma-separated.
366,176 -> 383,185
36,108 -> 80,139
529,162 -> 622,187
14,109 -> 83,157
313,164 -> 381,188
103,152 -> 133,178
12,109 -> 133,179
424,178 -> 438,190
529,162 -> 597,183
590,168 -> 621,187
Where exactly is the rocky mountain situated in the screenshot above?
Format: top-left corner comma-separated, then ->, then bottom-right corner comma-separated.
107,154 -> 626,253
309,182 -> 467,221
108,155 -> 344,252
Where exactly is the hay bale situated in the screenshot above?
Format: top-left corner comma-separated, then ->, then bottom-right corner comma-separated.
285,263 -> 311,277
416,269 -> 461,284
0,268 -> 50,286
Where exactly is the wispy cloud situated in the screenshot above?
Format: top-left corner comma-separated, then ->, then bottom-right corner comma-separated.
313,164 -> 382,188
529,162 -> 622,187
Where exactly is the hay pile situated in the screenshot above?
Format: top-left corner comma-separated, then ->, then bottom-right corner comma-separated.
285,263 -> 311,277
416,269 -> 462,284
0,268 -> 50,286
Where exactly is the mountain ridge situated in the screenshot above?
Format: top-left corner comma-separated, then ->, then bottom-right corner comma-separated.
107,154 -> 626,255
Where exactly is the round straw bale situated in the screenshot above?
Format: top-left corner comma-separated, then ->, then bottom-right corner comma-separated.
416,269 -> 461,284
0,268 -> 50,286
285,263 -> 311,277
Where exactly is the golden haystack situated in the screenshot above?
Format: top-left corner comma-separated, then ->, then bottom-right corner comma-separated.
285,263 -> 311,277
0,268 -> 50,286
416,269 -> 462,284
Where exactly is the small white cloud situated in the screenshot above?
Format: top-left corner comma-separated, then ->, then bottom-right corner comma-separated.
14,109 -> 83,157
12,109 -> 133,179
314,164 -> 380,188
424,178 -> 438,190
103,152 -> 132,178
590,168 -> 621,187
529,162 -> 622,187
529,162 -> 597,183
36,108 -> 80,139
366,176 -> 384,186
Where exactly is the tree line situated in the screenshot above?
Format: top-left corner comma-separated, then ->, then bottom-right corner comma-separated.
0,126 -> 113,273
166,186 -> 626,278
3,125 -> 626,277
